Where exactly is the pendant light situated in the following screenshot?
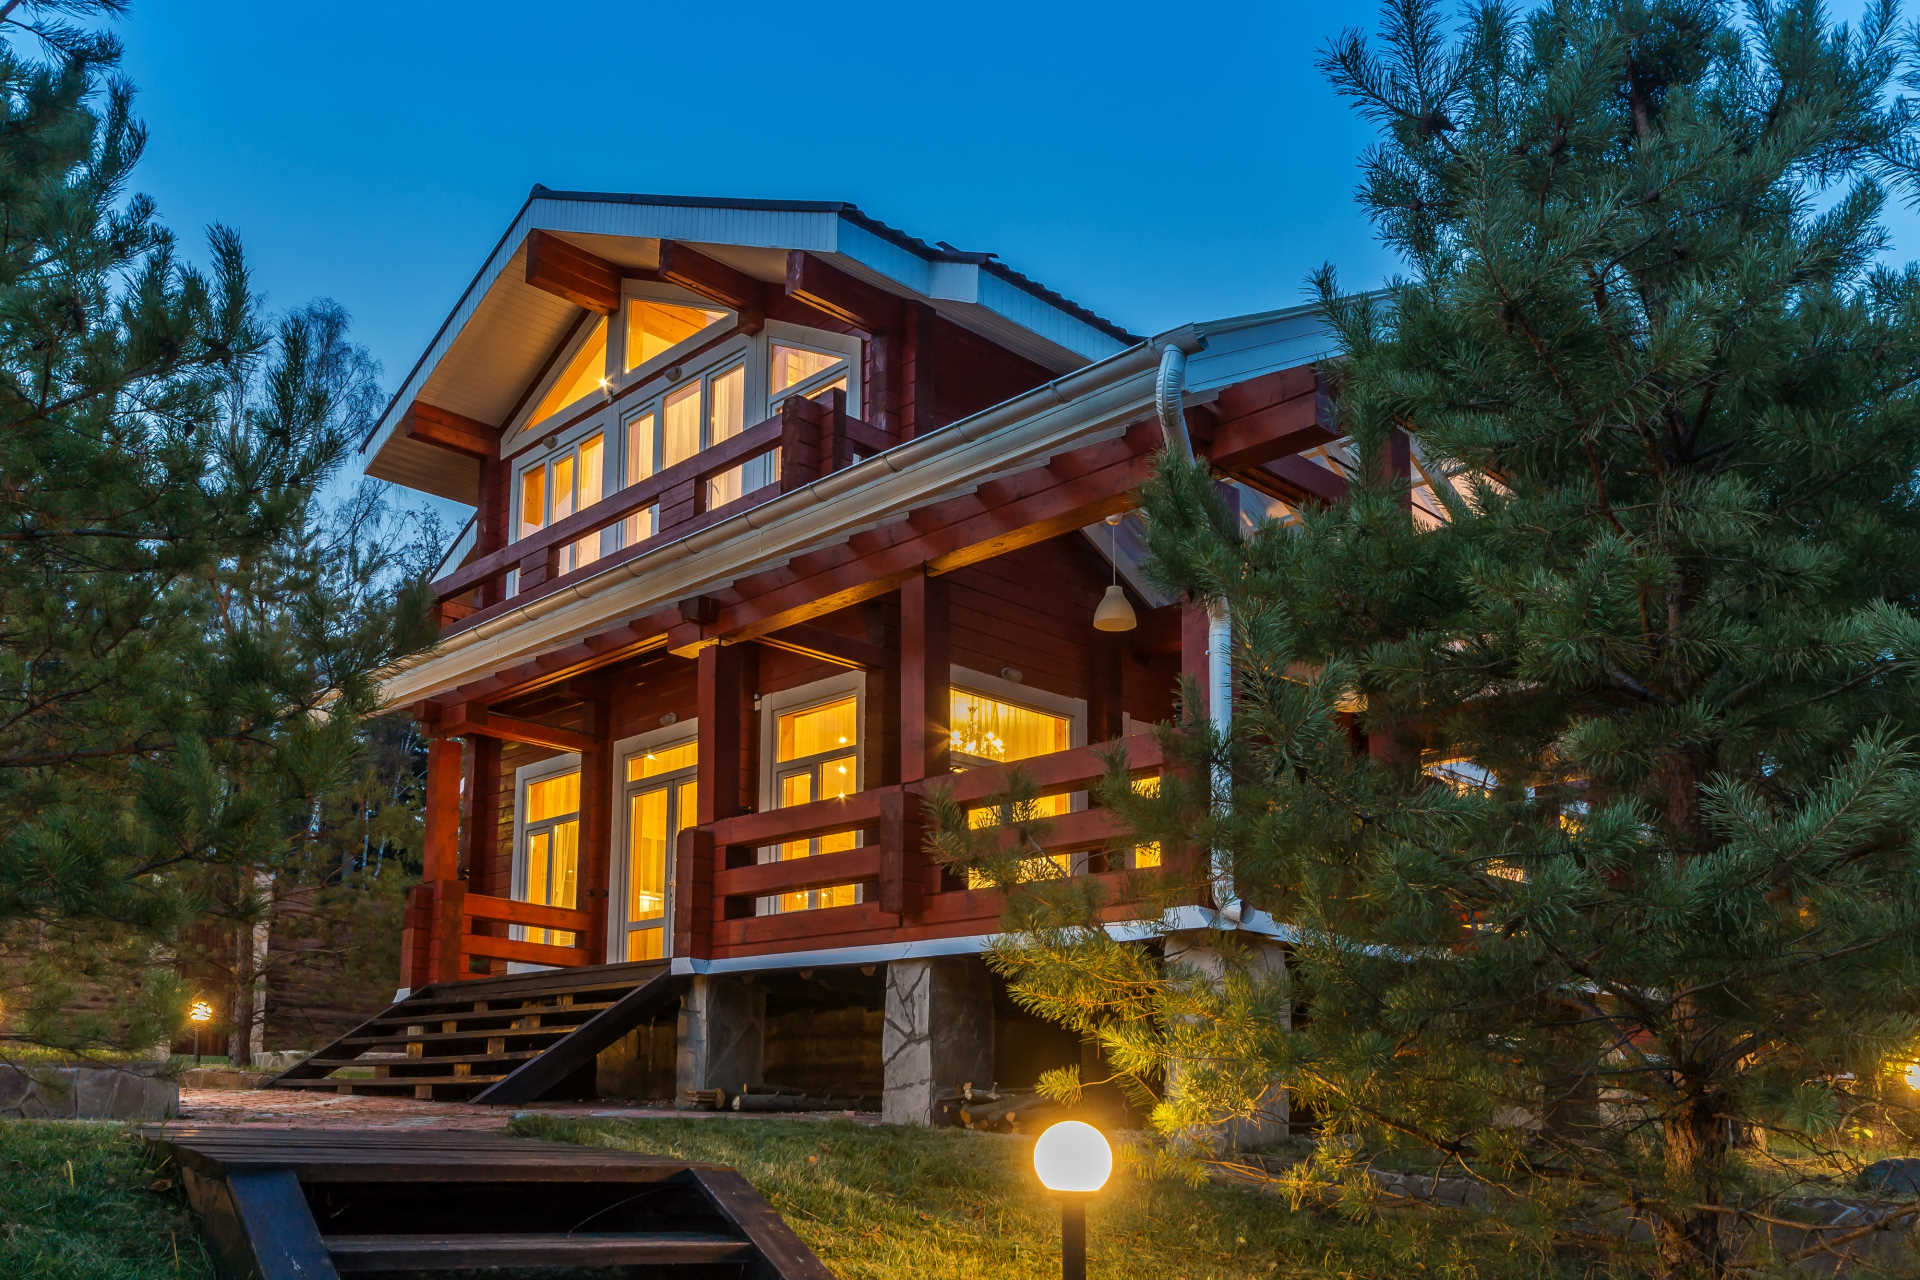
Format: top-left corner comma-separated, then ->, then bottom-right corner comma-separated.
1092,514 -> 1137,633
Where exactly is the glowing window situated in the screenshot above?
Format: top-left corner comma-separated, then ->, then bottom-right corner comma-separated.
770,344 -> 843,396
527,771 -> 580,822
770,694 -> 860,911
531,319 -> 607,425
628,740 -> 699,781
626,299 -> 727,371
950,688 -> 1073,885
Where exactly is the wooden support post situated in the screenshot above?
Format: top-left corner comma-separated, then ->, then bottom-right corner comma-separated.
673,827 -> 716,959
576,699 -> 613,963
462,736 -> 501,895
423,737 -> 462,883
1089,631 -> 1126,743
898,571 -> 950,784
430,880 -> 468,983
696,644 -> 751,826
1179,599 -> 1211,723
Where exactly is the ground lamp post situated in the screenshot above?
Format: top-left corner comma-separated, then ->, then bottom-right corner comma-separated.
188,998 -> 213,1066
1033,1120 -> 1112,1280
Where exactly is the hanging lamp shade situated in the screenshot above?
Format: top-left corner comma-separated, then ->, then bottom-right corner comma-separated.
1093,584 -> 1137,632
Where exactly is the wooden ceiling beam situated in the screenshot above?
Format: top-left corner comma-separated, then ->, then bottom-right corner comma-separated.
525,229 -> 620,314
432,702 -> 597,753
755,623 -> 892,671
785,251 -> 903,332
1236,454 -> 1350,508
401,401 -> 500,459
645,242 -> 767,330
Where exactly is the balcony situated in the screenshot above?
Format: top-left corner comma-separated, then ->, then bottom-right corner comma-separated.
430,390 -> 891,634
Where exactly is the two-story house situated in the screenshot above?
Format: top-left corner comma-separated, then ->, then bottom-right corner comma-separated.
270,189 -> 1404,1124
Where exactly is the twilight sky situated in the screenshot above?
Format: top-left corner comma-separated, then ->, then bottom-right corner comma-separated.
118,0 -> 1920,487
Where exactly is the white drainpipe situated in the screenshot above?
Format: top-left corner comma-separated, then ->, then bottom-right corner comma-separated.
1207,600 -> 1242,923
1154,339 -> 1241,922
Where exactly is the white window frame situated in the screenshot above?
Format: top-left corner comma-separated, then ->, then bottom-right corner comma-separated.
509,752 -> 583,970
764,319 -> 862,417
614,280 -> 738,391
756,671 -> 867,914
509,314 -> 612,444
609,721 -> 700,964
948,668 -> 1094,874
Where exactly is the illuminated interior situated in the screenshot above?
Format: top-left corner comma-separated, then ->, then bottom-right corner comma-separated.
531,319 -> 608,425
625,739 -> 697,962
772,695 -> 860,911
950,687 -> 1072,884
523,770 -> 581,946
626,299 -> 727,371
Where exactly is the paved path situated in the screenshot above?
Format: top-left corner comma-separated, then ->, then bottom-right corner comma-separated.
177,1087 -> 878,1130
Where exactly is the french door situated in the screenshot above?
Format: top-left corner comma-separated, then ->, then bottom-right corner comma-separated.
619,739 -> 696,961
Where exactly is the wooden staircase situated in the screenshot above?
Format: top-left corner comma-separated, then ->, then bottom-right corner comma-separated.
267,960 -> 682,1104
144,1125 -> 836,1279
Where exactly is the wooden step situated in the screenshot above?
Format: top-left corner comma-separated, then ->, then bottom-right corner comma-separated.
339,1025 -> 574,1049
324,1230 -> 753,1270
359,999 -> 617,1029
303,1051 -> 543,1069
274,1074 -> 506,1091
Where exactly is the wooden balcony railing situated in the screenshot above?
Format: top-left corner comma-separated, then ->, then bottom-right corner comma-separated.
675,734 -> 1173,961
432,391 -> 893,633
402,734 -> 1180,986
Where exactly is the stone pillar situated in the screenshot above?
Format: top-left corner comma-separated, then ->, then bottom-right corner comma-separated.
882,956 -> 995,1126
675,976 -> 766,1101
1164,933 -> 1292,1150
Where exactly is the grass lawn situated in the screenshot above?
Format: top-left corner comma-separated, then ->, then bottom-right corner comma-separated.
0,1122 -> 215,1280
512,1115 -> 1579,1280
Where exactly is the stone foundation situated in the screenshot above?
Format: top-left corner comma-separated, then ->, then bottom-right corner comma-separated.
881,956 -> 994,1126
675,976 -> 766,1100
0,1062 -> 177,1120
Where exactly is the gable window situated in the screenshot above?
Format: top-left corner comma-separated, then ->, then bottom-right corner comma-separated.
769,342 -> 850,409
530,318 -> 608,427
626,298 -> 727,372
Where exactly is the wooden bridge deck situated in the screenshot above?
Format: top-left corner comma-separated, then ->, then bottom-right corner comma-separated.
143,1125 -> 835,1278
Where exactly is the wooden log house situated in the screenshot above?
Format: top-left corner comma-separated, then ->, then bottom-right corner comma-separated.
280,190 -> 1427,1120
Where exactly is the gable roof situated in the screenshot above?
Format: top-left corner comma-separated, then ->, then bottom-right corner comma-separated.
360,188 -> 1142,504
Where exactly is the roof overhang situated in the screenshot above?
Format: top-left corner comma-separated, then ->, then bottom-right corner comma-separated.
361,189 -> 1142,504
372,303 -> 1339,711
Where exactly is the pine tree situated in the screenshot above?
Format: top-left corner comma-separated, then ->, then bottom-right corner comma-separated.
959,1 -> 1920,1274
0,6 -> 433,1047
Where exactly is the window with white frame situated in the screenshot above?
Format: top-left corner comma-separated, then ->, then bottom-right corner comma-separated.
758,675 -> 863,913
507,296 -> 862,568
514,762 -> 582,949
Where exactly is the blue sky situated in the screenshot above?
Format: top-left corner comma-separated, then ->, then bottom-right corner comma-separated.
117,0 -> 1920,484
117,1 -> 1396,428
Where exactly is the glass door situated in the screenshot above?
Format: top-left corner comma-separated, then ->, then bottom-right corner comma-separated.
519,769 -> 581,948
620,739 -> 696,961
767,694 -> 860,912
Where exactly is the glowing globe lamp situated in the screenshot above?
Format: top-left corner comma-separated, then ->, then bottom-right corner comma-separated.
1034,1121 -> 1111,1280
1905,1061 -> 1920,1092
1034,1120 -> 1112,1193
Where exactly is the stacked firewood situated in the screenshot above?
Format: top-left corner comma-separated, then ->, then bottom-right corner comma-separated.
678,1083 -> 879,1113
934,1082 -> 1065,1133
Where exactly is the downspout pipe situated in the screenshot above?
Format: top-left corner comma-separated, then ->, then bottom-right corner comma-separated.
1207,600 -> 1243,924
1154,338 -> 1240,922
1154,343 -> 1193,459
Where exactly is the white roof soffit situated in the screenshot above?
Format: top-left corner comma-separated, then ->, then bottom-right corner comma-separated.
360,191 -> 1144,503
373,303 -> 1339,711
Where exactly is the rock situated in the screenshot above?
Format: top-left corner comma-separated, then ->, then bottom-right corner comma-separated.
1857,1157 -> 1920,1196
0,1062 -> 176,1120
178,1067 -> 269,1090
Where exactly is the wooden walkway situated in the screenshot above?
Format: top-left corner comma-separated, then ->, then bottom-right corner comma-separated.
143,1125 -> 835,1278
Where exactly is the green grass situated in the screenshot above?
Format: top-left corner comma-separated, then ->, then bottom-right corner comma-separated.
0,1122 -> 215,1280
511,1115 -> 1582,1280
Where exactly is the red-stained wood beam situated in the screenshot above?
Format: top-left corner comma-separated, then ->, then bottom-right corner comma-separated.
574,691 -> 613,961
1239,454 -> 1350,508
402,401 -> 500,459
785,251 -> 903,332
422,737 -> 462,882
898,571 -> 950,785
754,622 -> 891,671
525,229 -> 619,314
696,642 -> 750,826
648,241 -> 767,330
435,702 -> 597,754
